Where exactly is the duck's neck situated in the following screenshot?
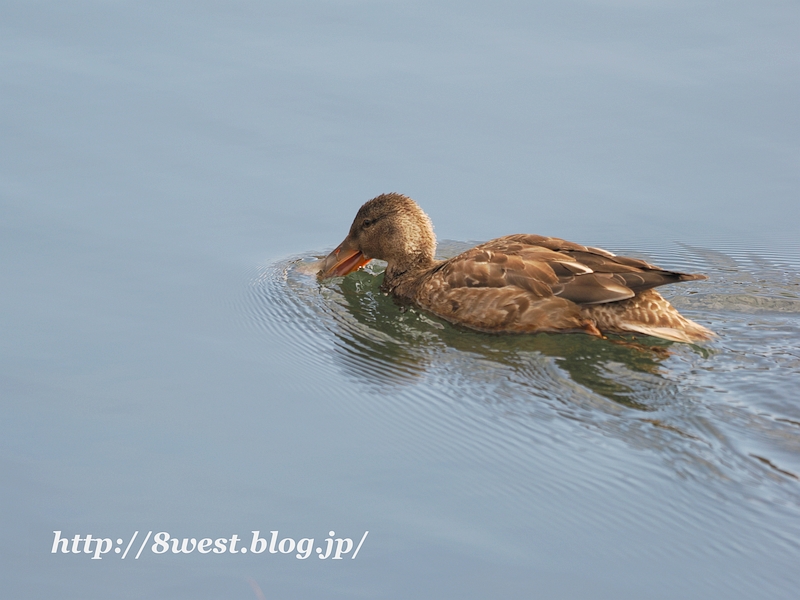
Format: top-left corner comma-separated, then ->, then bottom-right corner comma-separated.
381,254 -> 436,299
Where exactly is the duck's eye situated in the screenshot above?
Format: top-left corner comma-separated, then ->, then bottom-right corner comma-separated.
362,218 -> 372,228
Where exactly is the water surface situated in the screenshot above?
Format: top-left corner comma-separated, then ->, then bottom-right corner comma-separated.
2,1 -> 799,598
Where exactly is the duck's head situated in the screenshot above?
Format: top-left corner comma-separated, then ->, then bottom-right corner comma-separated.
318,193 -> 436,278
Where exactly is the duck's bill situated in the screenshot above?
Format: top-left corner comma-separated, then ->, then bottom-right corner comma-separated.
317,242 -> 371,278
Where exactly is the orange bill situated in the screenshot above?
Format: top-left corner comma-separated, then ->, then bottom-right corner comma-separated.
317,241 -> 372,278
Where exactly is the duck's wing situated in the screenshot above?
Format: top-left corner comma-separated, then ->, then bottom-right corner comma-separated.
433,234 -> 706,306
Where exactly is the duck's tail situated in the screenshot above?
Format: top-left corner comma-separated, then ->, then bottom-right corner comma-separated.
584,289 -> 715,343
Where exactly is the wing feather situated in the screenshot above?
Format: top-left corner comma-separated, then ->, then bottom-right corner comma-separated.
427,234 -> 705,307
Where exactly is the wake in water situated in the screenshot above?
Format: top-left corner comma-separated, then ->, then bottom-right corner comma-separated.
240,241 -> 800,509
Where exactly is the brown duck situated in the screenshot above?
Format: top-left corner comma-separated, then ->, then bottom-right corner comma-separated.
318,193 -> 714,343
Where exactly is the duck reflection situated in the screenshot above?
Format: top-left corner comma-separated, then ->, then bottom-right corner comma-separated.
324,263 -> 693,411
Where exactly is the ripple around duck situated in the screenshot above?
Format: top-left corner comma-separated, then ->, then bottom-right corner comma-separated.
240,242 -> 800,512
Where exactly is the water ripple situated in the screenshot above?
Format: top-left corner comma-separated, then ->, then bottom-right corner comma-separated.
240,241 -> 800,513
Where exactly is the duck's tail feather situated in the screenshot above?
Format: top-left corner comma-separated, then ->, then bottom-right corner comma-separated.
584,289 -> 715,343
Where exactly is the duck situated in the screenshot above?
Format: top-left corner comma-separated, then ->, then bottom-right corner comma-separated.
318,193 -> 714,343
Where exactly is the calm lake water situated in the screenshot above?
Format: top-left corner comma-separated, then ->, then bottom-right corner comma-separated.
2,1 -> 799,598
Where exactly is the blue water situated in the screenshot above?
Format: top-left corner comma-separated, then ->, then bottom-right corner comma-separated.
2,1 -> 799,598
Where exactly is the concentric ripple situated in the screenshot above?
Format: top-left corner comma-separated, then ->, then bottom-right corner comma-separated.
240,240 -> 800,510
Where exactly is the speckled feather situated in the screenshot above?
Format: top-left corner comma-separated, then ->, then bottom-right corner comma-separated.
397,235 -> 710,339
